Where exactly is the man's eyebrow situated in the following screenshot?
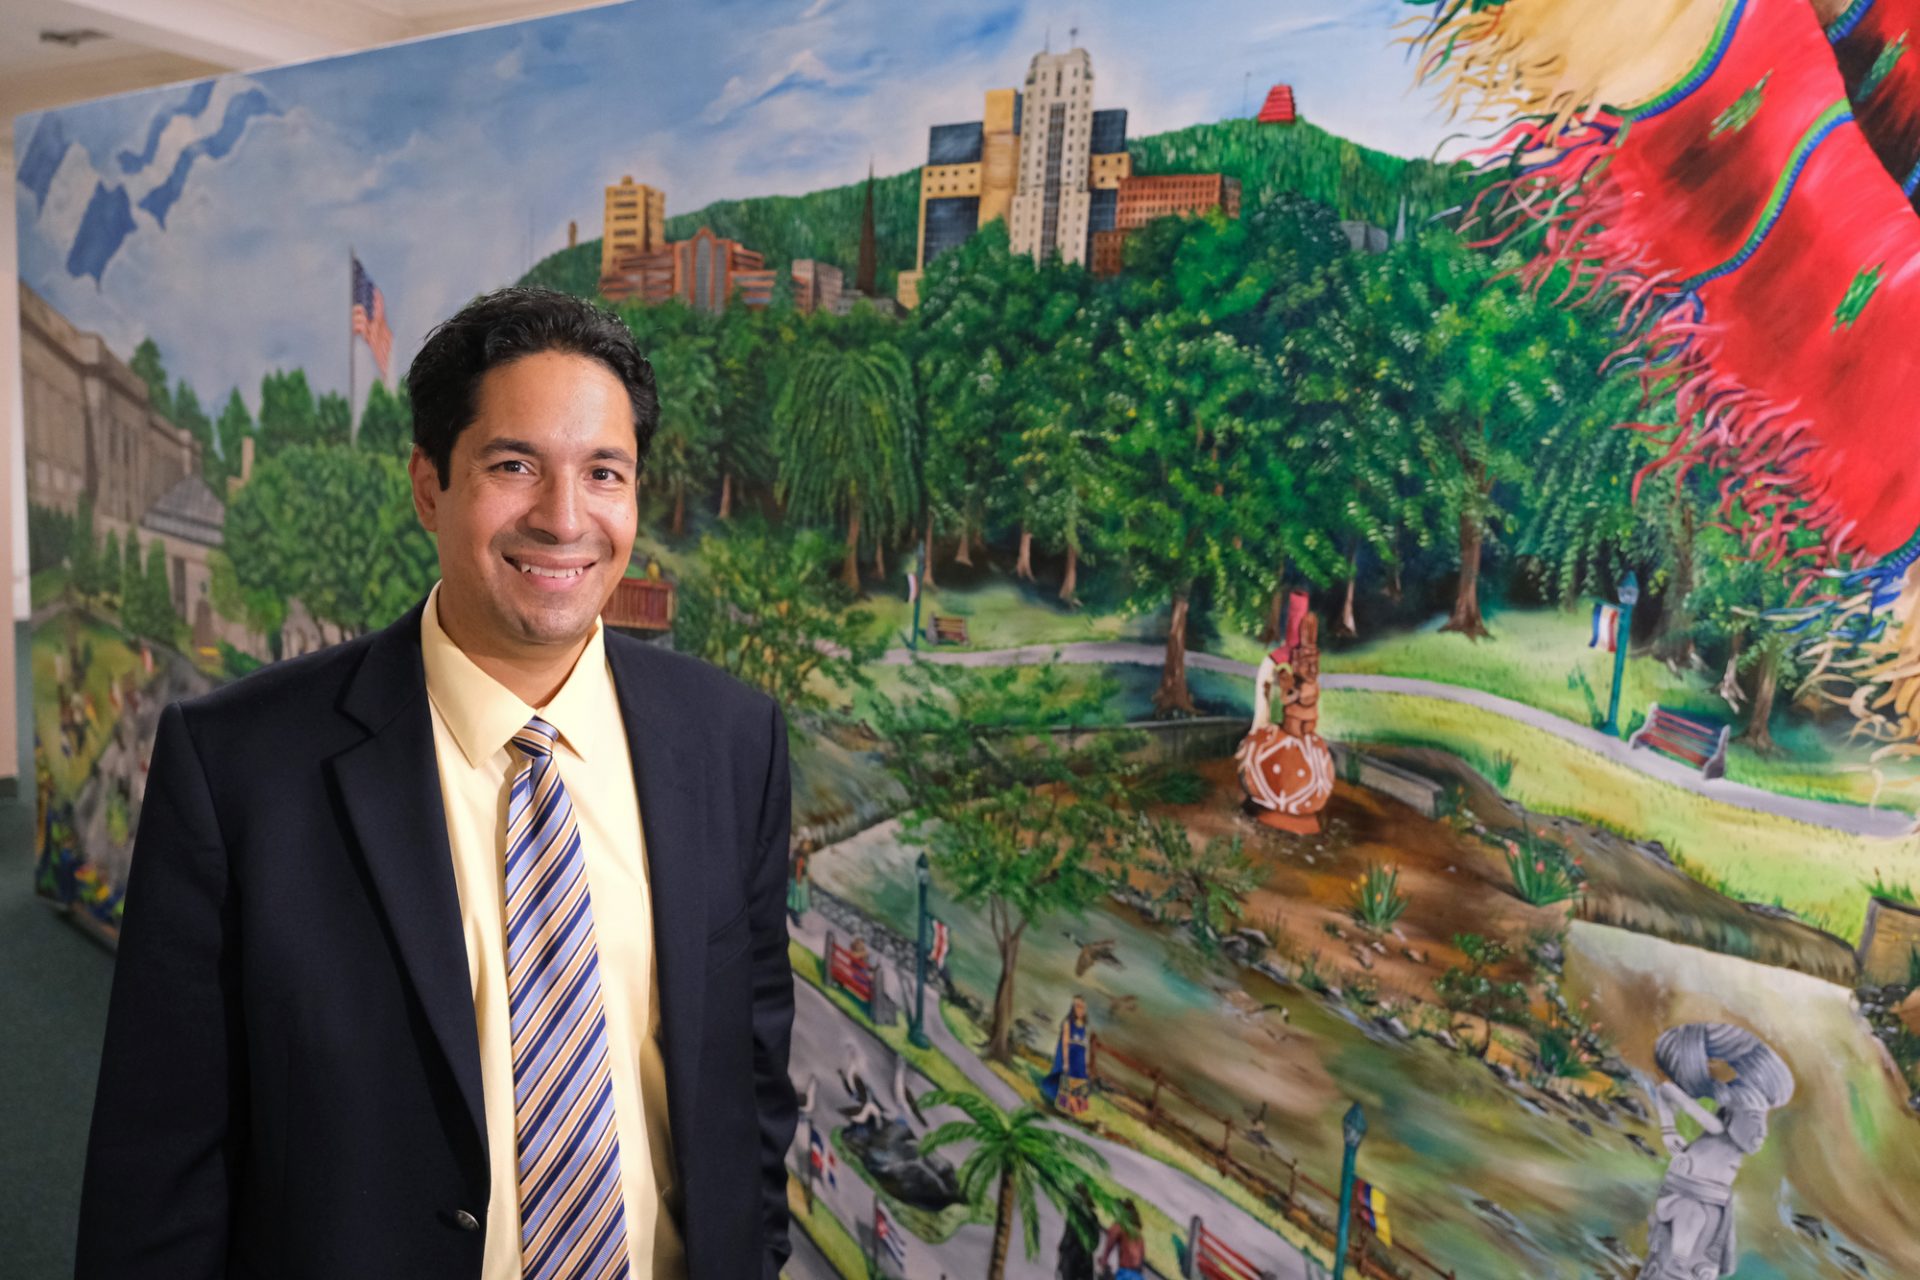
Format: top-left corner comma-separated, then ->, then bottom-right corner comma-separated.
473,439 -> 634,467
475,437 -> 541,459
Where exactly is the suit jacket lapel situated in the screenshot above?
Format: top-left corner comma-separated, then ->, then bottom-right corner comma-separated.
607,639 -> 708,1171
328,600 -> 489,1156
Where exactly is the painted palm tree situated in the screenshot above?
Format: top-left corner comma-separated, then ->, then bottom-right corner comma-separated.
775,339 -> 920,591
917,1091 -> 1112,1280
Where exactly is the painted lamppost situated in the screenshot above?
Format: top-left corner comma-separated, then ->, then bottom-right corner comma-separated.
908,546 -> 926,652
909,851 -> 932,1049
1332,1101 -> 1368,1280
1601,569 -> 1641,737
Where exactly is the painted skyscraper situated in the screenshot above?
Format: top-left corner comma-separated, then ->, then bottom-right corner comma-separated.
1009,47 -> 1096,265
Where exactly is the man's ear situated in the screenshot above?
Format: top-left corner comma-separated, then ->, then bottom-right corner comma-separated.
408,446 -> 441,532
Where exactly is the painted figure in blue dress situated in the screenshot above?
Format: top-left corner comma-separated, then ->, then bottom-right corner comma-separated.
1042,994 -> 1094,1117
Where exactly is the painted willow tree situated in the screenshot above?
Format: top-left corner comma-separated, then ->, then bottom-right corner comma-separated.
774,338 -> 920,591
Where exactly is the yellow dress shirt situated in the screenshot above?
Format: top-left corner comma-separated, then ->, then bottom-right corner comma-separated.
420,581 -> 683,1279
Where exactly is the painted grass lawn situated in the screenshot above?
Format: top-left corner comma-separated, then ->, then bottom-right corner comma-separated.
856,576 -> 1164,652
1320,688 -> 1920,942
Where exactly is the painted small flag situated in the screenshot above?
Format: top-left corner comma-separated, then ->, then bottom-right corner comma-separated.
1589,601 -> 1621,653
1355,1179 -> 1393,1248
351,255 -> 394,382
906,568 -> 919,604
809,1127 -> 838,1189
875,1203 -> 908,1268
929,917 -> 950,969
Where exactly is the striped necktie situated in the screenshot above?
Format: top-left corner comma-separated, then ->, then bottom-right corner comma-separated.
505,715 -> 630,1279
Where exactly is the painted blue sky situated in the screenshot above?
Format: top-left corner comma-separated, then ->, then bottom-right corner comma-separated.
12,0 -> 1458,424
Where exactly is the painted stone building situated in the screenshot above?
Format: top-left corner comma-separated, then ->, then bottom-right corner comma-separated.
20,284 -> 263,658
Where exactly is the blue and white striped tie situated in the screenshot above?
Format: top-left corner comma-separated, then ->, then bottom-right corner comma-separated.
505,715 -> 629,1280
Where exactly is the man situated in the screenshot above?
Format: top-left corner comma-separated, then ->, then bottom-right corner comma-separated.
76,287 -> 797,1279
1097,1199 -> 1146,1280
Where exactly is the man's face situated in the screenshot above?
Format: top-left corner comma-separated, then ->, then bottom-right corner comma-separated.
410,350 -> 639,658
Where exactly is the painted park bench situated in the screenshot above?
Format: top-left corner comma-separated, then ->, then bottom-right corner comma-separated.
1628,703 -> 1730,779
928,614 -> 970,646
824,931 -> 874,1009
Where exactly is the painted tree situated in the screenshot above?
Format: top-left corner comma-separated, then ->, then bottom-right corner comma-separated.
918,1092 -> 1112,1280
1299,232 -> 1572,640
170,382 -> 217,487
1001,302 -> 1114,601
356,380 -> 412,457
1686,524 -> 1812,754
216,389 -> 254,485
129,338 -> 173,420
257,369 -> 320,455
913,222 -> 1050,573
316,392 -> 352,450
873,661 -> 1144,1063
710,304 -> 783,520
1433,932 -> 1528,1058
774,338 -> 919,591
225,446 -> 437,638
1098,310 -> 1292,715
99,531 -> 122,608
673,519 -> 883,726
645,334 -> 720,536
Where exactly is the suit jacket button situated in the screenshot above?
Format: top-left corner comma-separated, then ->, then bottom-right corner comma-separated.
453,1210 -> 480,1231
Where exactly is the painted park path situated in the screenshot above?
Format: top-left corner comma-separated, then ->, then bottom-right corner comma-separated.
785,904 -> 1315,1280
874,642 -> 1915,839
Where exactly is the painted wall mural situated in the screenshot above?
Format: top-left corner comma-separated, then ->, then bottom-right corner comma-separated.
15,0 -> 1920,1275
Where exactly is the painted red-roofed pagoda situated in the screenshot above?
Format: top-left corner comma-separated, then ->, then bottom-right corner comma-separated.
1257,83 -> 1296,124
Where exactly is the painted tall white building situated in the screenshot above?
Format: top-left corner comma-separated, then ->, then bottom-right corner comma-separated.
1009,47 -> 1096,265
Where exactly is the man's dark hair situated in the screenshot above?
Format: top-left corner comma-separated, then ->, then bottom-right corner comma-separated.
406,286 -> 658,487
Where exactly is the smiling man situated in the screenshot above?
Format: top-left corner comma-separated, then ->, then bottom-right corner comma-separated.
76,288 -> 797,1280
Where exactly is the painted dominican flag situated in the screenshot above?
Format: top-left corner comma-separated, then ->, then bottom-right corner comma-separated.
1589,601 -> 1622,653
929,918 -> 950,969
808,1126 -> 838,1190
351,255 -> 394,382
874,1202 -> 908,1269
1355,1179 -> 1393,1248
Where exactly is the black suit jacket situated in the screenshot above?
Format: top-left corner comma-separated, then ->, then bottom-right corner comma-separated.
76,599 -> 797,1279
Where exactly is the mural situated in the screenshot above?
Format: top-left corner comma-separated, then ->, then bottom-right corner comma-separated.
15,0 -> 1920,1275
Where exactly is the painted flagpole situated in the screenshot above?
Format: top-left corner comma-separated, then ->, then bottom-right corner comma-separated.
347,246 -> 357,447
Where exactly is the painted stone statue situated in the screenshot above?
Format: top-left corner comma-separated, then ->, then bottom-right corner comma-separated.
1639,1023 -> 1796,1280
1236,590 -> 1335,834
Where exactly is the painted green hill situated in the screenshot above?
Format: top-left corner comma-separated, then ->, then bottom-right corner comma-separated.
519,115 -> 1476,297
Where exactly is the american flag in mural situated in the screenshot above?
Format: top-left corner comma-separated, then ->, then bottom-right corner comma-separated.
929,918 -> 950,969
351,255 -> 393,382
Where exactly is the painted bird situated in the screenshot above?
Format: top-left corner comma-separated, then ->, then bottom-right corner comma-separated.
1064,932 -> 1122,976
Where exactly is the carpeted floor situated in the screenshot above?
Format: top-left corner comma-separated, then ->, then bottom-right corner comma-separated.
0,622 -> 115,1278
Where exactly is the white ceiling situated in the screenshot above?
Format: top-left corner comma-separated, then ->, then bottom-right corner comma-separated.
2,0 -> 625,127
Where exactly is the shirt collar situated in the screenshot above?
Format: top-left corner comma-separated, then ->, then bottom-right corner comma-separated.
420,580 -> 621,770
